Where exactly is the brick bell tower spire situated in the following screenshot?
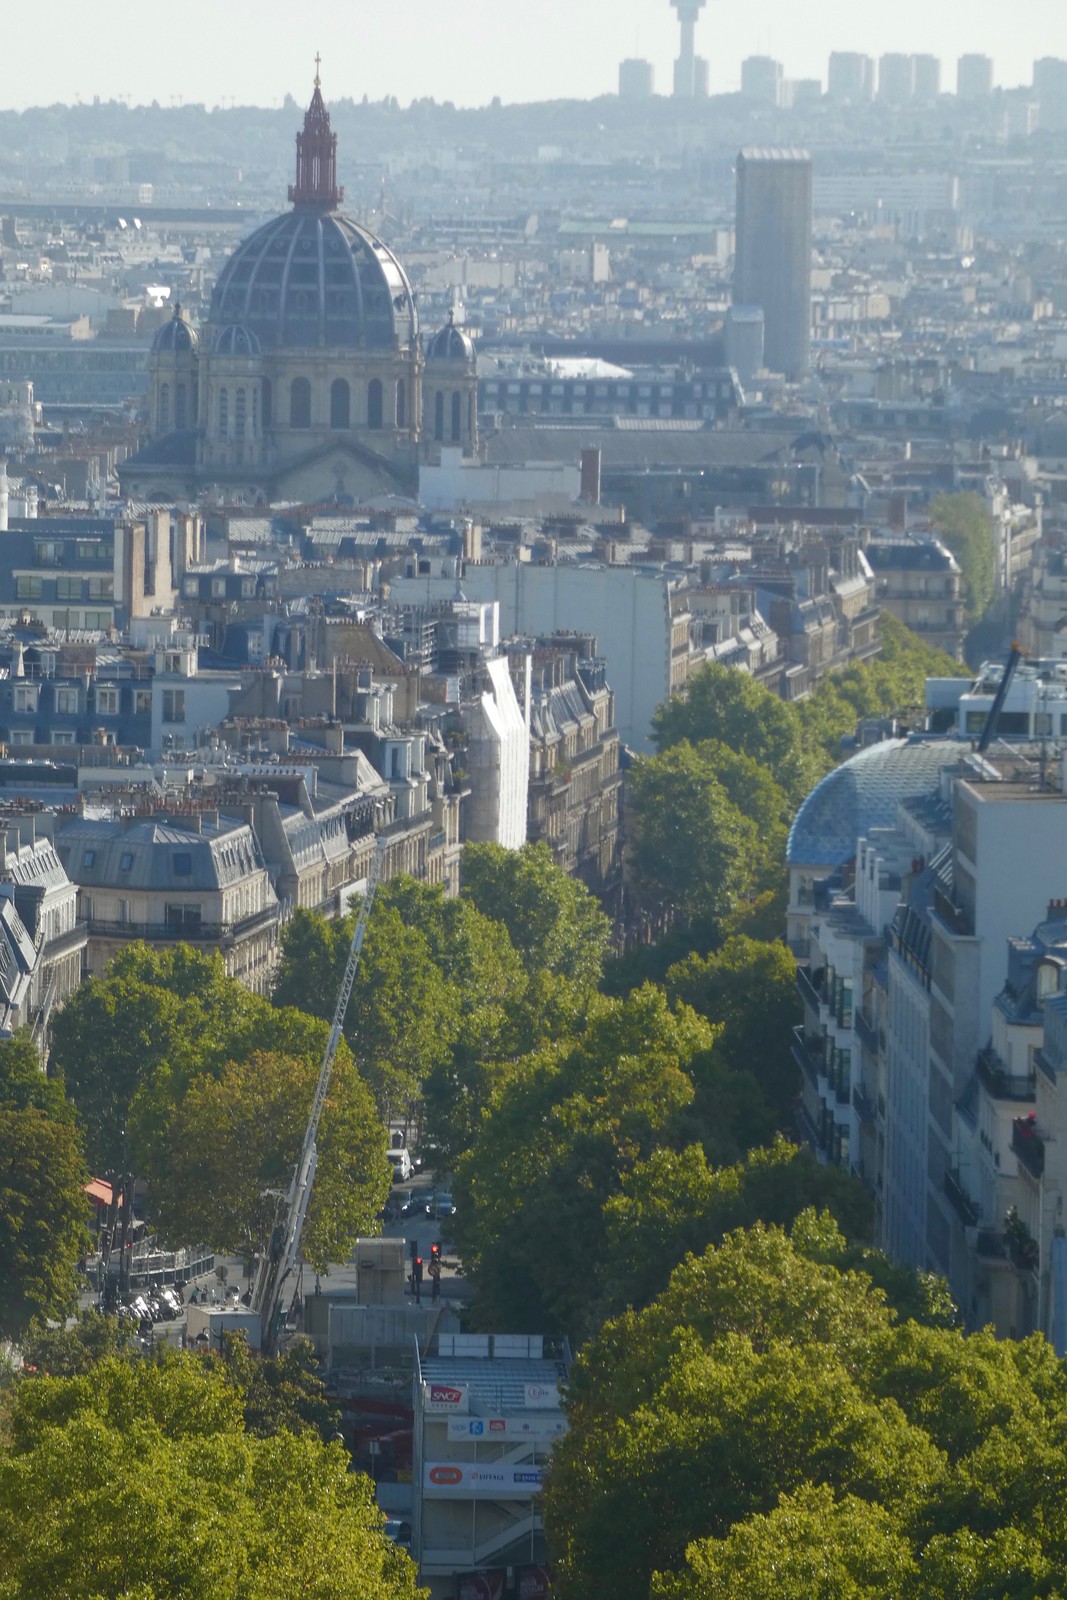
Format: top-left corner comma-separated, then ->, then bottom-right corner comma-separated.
288,56 -> 344,210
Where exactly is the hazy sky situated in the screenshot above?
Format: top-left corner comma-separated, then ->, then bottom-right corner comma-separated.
9,0 -> 1066,109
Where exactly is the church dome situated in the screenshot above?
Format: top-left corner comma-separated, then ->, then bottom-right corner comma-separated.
208,75 -> 417,353
213,322 -> 261,358
153,305 -> 199,354
209,211 -> 416,351
426,311 -> 475,363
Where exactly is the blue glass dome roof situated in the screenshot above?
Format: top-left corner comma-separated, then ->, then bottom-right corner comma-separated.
426,313 -> 475,363
213,323 -> 261,358
209,211 -> 418,352
152,307 -> 199,354
787,737 -> 971,868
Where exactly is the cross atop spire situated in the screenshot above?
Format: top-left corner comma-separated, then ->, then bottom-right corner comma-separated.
288,70 -> 344,211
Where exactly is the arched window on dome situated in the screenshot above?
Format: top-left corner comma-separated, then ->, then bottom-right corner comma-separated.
367,379 -> 383,431
235,387 -> 247,440
434,391 -> 445,443
396,379 -> 407,431
158,383 -> 170,431
451,392 -> 462,443
468,393 -> 475,440
175,383 -> 187,430
331,379 -> 351,430
218,388 -> 229,439
290,378 -> 311,429
262,379 -> 272,429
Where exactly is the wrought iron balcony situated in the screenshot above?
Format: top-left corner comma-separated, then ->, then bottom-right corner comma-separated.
943,1167 -> 979,1228
796,965 -> 824,1013
791,1027 -> 823,1089
976,1045 -> 1035,1103
852,1083 -> 878,1126
1012,1117 -> 1046,1180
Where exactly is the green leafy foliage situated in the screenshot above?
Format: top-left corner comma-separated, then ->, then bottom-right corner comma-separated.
627,743 -> 788,940
0,1038 -> 88,1343
460,840 -> 611,991
0,1354 -> 423,1600
930,492 -> 997,622
138,1046 -> 388,1270
207,1332 -> 342,1442
601,1139 -> 873,1314
20,1311 -> 141,1378
651,663 -> 818,804
665,936 -> 800,1122
451,985 -> 716,1337
544,1219 -> 1065,1600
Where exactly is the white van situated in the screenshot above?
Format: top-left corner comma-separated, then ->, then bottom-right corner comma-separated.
387,1148 -> 413,1183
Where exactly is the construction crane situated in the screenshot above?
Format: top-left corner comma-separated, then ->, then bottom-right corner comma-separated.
251,833 -> 388,1355
976,642 -> 1025,755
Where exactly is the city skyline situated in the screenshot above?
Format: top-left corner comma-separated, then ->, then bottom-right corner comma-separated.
5,0 -> 1065,111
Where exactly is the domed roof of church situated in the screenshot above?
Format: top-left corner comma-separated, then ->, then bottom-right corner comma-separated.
426,311 -> 475,363
153,305 -> 199,354
213,323 -> 262,358
208,74 -> 417,353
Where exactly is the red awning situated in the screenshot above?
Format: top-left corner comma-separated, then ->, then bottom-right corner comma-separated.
85,1179 -> 113,1206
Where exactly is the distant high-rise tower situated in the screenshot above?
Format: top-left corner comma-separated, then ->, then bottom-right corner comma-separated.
878,53 -> 915,105
911,54 -> 941,102
671,0 -> 707,98
740,55 -> 784,106
827,51 -> 874,102
619,58 -> 655,99
1033,58 -> 1067,131
957,54 -> 994,98
734,148 -> 813,378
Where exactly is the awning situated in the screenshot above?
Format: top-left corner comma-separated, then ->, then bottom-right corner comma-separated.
85,1179 -> 113,1206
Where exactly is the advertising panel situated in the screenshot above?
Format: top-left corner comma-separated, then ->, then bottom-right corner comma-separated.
424,1461 -> 545,1498
424,1383 -> 469,1413
523,1383 -> 560,1409
516,1566 -> 552,1600
456,1570 -> 505,1600
446,1416 -> 567,1442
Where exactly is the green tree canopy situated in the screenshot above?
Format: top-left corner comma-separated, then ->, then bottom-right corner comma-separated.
138,1046 -> 388,1270
451,985 -> 717,1337
651,663 -> 818,803
664,935 -> 800,1122
0,1041 -> 88,1344
627,743 -> 785,939
460,840 -> 611,991
0,1354 -> 422,1600
544,1218 -> 1065,1600
929,492 -> 997,623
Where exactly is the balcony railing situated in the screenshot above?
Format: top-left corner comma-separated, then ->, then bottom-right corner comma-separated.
88,905 -> 280,944
796,966 -> 824,1013
1012,1117 -> 1046,1180
977,1045 -> 1035,1103
852,1083 -> 878,1126
791,1027 -> 822,1089
854,1010 -> 879,1054
1036,1048 -> 1059,1088
944,1168 -> 979,1228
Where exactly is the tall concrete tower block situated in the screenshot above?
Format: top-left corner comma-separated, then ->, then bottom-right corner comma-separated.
957,54 -> 994,98
734,148 -> 813,379
671,0 -> 707,98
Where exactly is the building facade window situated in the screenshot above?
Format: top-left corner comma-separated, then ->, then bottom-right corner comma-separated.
330,378 -> 351,429
451,391 -> 461,441
56,578 -> 81,601
175,382 -> 187,429
262,378 -> 272,428
396,379 -> 407,430
13,686 -> 38,712
218,387 -> 229,438
159,383 -> 170,429
434,391 -> 444,441
15,577 -> 42,601
162,689 -> 186,723
235,387 -> 247,438
54,687 -> 79,714
96,687 -> 119,715
367,378 -> 383,430
290,377 -> 312,429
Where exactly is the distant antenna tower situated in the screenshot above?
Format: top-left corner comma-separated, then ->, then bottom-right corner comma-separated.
670,0 -> 708,98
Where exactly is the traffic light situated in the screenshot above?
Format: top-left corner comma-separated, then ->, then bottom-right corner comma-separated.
430,1242 -> 441,1262
413,1256 -> 424,1283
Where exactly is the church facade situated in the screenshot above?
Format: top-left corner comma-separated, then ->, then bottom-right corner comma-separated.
120,76 -> 477,507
